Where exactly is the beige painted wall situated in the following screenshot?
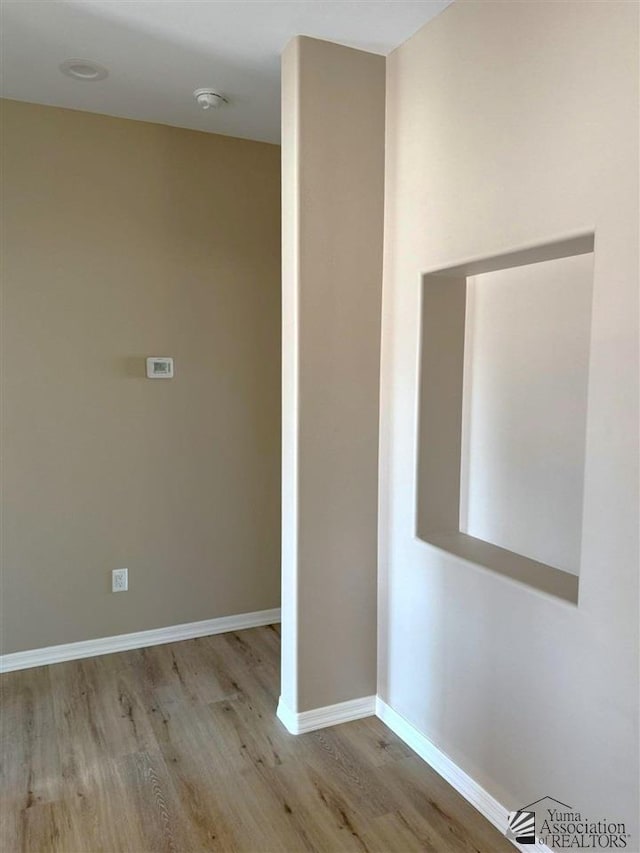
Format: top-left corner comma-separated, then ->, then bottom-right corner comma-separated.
461,253 -> 594,575
380,0 -> 638,835
1,99 -> 281,654
280,38 -> 385,712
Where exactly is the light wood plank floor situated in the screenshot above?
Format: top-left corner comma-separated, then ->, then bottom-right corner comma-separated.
1,625 -> 514,852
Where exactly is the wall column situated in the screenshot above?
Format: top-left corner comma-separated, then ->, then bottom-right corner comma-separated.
279,37 -> 385,720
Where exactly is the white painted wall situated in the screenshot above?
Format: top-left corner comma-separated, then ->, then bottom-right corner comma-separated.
380,0 -> 638,835
460,253 -> 594,575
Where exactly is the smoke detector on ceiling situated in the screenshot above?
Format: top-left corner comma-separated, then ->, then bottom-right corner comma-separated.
193,88 -> 228,110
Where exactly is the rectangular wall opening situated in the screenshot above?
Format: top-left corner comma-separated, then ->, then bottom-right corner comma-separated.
416,234 -> 595,603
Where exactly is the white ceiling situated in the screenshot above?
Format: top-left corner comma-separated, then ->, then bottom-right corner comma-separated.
0,0 -> 452,143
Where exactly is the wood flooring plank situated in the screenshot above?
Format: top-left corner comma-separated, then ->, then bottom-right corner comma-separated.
371,755 -> 515,853
331,716 -> 413,768
116,749 -> 195,853
362,808 -> 447,853
296,727 -> 396,820
0,666 -> 63,811
265,759 -> 381,853
0,626 -> 516,853
14,800 -> 75,853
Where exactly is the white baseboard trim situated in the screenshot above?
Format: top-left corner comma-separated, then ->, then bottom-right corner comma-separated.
277,694 -> 376,735
0,608 -> 281,674
376,698 -> 552,853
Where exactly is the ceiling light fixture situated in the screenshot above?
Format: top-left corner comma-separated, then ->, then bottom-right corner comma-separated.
193,88 -> 227,110
59,59 -> 108,81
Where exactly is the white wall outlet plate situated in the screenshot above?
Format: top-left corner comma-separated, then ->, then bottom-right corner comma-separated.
112,568 -> 128,592
146,357 -> 174,378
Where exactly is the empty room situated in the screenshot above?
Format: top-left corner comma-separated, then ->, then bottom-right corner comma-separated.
1,1 -> 638,851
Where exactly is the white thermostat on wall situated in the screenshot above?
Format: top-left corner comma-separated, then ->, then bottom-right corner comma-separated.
146,357 -> 174,379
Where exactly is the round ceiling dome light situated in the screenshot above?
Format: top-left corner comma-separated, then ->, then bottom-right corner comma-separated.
59,59 -> 108,81
193,88 -> 227,110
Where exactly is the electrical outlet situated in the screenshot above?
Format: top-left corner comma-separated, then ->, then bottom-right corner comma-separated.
112,568 -> 128,592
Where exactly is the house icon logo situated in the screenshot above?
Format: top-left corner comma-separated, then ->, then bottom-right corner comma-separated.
506,796 -> 574,845
506,810 -> 536,844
